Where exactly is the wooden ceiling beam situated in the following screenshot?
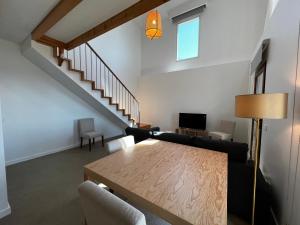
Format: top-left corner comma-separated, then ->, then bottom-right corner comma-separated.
32,0 -> 82,41
66,0 -> 170,50
37,35 -> 67,48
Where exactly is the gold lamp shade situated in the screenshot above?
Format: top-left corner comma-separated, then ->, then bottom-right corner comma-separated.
145,10 -> 162,40
235,93 -> 288,119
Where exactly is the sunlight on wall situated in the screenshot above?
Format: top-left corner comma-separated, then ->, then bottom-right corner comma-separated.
270,0 -> 280,15
266,0 -> 280,22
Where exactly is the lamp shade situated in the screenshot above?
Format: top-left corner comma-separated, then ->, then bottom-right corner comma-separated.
145,10 -> 162,40
235,93 -> 288,119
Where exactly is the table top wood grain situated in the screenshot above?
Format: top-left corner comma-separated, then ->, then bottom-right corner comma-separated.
84,139 -> 228,225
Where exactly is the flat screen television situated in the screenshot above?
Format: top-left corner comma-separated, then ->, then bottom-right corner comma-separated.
179,113 -> 206,130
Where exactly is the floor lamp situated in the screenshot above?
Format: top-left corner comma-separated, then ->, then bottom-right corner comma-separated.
235,93 -> 288,225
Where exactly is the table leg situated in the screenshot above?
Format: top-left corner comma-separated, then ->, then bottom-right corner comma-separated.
84,172 -> 89,181
89,139 -> 91,152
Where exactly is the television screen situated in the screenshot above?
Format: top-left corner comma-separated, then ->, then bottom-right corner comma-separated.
179,113 -> 206,130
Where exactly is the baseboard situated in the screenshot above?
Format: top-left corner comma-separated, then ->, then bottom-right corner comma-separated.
5,143 -> 80,166
5,134 -> 124,166
0,204 -> 11,219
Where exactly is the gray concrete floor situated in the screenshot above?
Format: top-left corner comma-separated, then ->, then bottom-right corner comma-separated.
0,142 -> 248,225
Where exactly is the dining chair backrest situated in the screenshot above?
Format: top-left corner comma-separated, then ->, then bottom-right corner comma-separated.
220,120 -> 236,135
78,181 -> 146,225
79,118 -> 95,136
105,135 -> 135,154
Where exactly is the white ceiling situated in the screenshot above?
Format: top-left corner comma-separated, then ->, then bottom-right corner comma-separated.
157,0 -> 194,17
46,0 -> 139,42
0,0 -> 195,44
0,0 -> 59,43
134,0 -> 194,28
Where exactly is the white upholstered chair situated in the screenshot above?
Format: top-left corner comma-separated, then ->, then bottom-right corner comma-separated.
78,181 -> 146,225
208,120 -> 236,141
105,135 -> 135,154
79,118 -> 104,151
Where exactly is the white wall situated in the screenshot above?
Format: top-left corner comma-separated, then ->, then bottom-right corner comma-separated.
0,99 -> 10,218
89,21 -> 141,95
138,61 -> 249,142
289,29 -> 300,225
0,38 -> 123,165
256,0 -> 300,224
137,0 -> 268,143
141,0 -> 268,75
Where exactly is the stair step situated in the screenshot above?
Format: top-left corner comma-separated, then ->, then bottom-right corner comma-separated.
93,88 -> 104,91
81,79 -> 94,84
70,68 -> 84,73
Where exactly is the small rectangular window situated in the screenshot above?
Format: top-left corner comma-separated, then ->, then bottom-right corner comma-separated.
177,17 -> 200,61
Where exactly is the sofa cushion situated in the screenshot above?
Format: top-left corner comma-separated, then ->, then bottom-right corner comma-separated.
153,133 -> 193,146
192,137 -> 248,163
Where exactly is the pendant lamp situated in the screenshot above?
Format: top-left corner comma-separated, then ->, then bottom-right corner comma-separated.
145,10 -> 163,40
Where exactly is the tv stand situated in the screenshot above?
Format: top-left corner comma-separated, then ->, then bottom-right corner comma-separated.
176,128 -> 208,137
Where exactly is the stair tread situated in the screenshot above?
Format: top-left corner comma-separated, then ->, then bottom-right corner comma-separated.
81,79 -> 94,83
70,68 -> 84,73
93,88 -> 104,92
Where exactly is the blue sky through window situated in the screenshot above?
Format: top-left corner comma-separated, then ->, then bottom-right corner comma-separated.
177,17 -> 200,61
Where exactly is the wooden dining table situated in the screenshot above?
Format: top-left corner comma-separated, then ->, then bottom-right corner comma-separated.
84,139 -> 228,225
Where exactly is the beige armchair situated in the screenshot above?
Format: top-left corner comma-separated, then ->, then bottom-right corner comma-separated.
78,181 -> 146,225
209,120 -> 236,141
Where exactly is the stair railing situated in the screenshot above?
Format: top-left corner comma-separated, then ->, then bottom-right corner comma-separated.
55,43 -> 140,123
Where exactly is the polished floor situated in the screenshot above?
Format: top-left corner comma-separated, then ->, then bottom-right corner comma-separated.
0,142 -> 248,225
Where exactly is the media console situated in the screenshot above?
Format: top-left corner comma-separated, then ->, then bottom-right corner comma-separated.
175,127 -> 208,137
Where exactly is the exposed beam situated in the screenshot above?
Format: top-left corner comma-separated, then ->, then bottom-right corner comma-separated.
66,0 -> 170,50
37,35 -> 67,48
32,0 -> 82,41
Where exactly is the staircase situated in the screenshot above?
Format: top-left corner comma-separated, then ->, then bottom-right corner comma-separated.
55,43 -> 139,123
21,37 -> 139,127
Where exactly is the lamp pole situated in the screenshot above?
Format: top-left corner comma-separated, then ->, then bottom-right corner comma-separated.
252,118 -> 262,225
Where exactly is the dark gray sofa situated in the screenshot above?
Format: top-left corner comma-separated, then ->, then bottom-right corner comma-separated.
153,132 -> 248,163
